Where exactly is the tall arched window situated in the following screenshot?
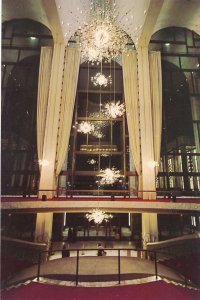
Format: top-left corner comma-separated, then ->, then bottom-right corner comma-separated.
1,19 -> 53,195
150,27 -> 200,194
59,60 -> 133,196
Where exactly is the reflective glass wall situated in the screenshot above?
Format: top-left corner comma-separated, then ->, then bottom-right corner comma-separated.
150,27 -> 200,194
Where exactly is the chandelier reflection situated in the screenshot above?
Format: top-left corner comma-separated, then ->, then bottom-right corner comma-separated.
78,121 -> 94,134
75,3 -> 128,62
91,72 -> 112,87
86,208 -> 113,224
104,101 -> 125,118
97,167 -> 122,185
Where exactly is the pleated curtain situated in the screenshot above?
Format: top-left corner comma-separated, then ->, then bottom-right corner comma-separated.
37,47 -> 53,161
55,47 -> 80,176
122,50 -> 141,182
149,51 -> 162,175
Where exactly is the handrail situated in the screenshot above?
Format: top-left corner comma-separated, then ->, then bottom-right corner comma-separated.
35,247 -> 198,288
36,247 -> 162,285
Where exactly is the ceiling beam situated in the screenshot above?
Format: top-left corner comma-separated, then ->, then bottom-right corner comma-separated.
41,0 -> 64,43
137,0 -> 164,47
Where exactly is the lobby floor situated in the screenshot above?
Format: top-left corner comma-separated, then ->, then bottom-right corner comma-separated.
5,241 -> 186,287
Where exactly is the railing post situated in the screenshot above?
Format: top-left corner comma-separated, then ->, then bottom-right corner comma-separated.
154,251 -> 158,280
118,249 -> 121,284
185,276 -> 187,287
37,251 -> 42,281
76,250 -> 79,286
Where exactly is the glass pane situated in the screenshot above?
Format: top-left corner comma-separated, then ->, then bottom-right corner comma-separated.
181,56 -> 199,69
2,38 -> 10,46
175,28 -> 185,42
192,73 -> 200,94
12,36 -> 39,47
2,49 -> 19,62
188,47 -> 200,54
186,30 -> 194,46
163,44 -> 186,54
162,56 -> 180,68
184,72 -> 194,93
19,50 -> 40,61
2,65 -> 15,88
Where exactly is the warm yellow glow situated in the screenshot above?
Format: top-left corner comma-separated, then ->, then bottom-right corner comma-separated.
86,208 -> 113,224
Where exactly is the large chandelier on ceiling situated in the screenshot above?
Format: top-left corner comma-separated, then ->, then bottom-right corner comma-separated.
104,101 -> 125,118
97,167 -> 122,185
75,3 -> 129,62
86,208 -> 113,224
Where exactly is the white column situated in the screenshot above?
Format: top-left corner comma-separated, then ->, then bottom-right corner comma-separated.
34,212 -> 53,245
137,47 -> 156,199
38,44 -> 65,199
142,212 -> 158,249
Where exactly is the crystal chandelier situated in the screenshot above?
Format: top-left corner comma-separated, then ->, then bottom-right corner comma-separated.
87,158 -> 97,165
78,121 -> 94,134
104,101 -> 125,118
97,167 -> 122,185
75,3 -> 129,62
86,208 -> 113,224
91,72 -> 112,87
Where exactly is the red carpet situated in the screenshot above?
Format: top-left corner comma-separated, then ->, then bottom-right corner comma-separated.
161,254 -> 200,286
2,280 -> 200,300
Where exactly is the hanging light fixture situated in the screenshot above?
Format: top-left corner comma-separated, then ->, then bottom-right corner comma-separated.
77,120 -> 94,134
75,2 -> 129,62
91,72 -> 112,87
77,62 -> 95,135
104,101 -> 125,118
97,167 -> 122,185
86,208 -> 113,224
87,158 -> 97,165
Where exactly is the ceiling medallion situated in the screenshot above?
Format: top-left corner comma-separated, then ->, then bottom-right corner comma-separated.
91,72 -> 112,87
86,208 -> 113,224
97,167 -> 122,185
104,101 -> 125,118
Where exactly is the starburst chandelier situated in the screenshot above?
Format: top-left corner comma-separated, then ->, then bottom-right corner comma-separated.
86,208 -> 113,224
104,101 -> 125,118
91,72 -> 112,87
78,121 -> 94,134
87,158 -> 97,165
75,2 -> 129,62
97,167 -> 122,185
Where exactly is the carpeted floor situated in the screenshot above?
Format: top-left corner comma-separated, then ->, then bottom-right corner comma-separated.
1,280 -> 200,300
